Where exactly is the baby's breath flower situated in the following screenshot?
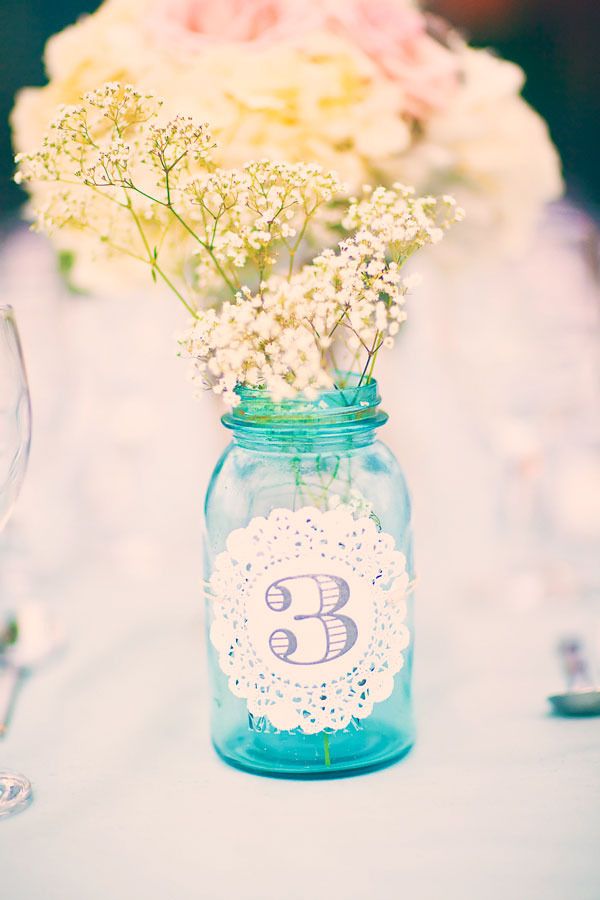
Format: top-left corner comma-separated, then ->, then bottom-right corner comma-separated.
82,138 -> 131,185
177,200 -> 456,406
83,82 -> 163,128
179,279 -> 333,405
149,116 -> 212,161
15,80 -> 464,405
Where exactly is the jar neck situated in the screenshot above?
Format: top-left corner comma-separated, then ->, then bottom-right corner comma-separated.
221,379 -> 388,453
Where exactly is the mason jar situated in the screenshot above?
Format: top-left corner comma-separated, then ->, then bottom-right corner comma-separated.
203,378 -> 415,777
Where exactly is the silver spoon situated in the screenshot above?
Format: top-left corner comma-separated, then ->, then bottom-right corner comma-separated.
548,637 -> 600,717
0,602 -> 64,736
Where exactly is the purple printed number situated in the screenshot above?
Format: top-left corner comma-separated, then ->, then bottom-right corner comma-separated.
265,574 -> 358,665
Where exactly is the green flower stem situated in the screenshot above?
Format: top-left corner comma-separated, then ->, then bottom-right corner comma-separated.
153,263 -> 198,318
120,185 -> 198,318
123,181 -> 239,295
166,206 -> 238,295
323,732 -> 332,767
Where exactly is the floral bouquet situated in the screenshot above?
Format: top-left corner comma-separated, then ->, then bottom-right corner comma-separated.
15,83 -> 464,775
11,0 -> 561,294
15,83 -> 463,403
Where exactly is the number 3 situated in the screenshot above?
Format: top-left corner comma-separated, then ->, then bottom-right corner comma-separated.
265,574 -> 358,665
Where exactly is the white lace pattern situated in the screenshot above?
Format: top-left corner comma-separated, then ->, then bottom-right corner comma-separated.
209,505 -> 410,733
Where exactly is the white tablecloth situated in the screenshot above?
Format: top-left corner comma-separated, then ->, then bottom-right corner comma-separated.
1,223 -> 599,899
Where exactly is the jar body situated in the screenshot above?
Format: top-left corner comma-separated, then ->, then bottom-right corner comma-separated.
204,420 -> 415,778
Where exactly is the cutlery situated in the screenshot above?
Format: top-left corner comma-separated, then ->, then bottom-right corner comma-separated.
548,636 -> 600,717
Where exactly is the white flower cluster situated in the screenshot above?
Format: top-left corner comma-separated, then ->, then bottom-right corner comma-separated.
179,284 -> 332,405
15,86 -> 347,302
82,82 -> 162,119
328,490 -> 373,521
344,184 -> 465,249
180,184 -> 463,404
149,116 -> 214,166
181,160 -> 345,276
15,85 -> 177,270
15,82 -> 463,403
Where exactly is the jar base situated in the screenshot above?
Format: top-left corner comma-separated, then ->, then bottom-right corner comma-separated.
212,721 -> 415,779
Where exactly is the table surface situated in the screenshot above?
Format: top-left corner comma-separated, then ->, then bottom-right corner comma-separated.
1,226 -> 599,900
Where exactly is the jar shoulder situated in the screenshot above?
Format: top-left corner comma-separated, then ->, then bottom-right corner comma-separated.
206,439 -> 409,501
205,439 -> 413,564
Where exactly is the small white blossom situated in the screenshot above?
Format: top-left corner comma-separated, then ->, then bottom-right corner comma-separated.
328,489 -> 373,520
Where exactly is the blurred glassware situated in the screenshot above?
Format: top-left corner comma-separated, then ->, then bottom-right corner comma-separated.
0,602 -> 65,736
0,771 -> 32,819
0,304 -> 33,818
0,306 -> 31,531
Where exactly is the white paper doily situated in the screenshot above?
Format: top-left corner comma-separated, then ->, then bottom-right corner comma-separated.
209,505 -> 410,733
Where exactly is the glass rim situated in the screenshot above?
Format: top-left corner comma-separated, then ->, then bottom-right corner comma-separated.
0,304 -> 14,314
222,375 -> 387,433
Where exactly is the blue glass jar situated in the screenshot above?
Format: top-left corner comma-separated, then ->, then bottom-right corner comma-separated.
204,379 -> 415,778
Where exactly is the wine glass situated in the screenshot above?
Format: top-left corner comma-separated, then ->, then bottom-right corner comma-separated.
0,305 -> 33,818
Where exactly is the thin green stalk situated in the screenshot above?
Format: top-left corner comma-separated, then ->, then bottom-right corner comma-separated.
167,206 -> 238,294
323,732 -> 331,767
124,182 -> 238,295
356,350 -> 373,389
356,331 -> 382,389
365,342 -> 381,383
153,263 -> 198,318
118,183 -> 198,318
287,214 -> 311,280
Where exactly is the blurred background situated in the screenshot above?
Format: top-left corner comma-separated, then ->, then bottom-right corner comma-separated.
1,0 -> 599,218
0,0 -> 597,608
0,3 -> 598,891
0,0 -> 598,610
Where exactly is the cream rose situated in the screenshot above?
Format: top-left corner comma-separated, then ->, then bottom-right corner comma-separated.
11,0 -> 562,290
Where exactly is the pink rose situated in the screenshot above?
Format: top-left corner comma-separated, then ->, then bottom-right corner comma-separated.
147,0 -> 319,49
148,0 -> 458,119
323,0 -> 459,118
